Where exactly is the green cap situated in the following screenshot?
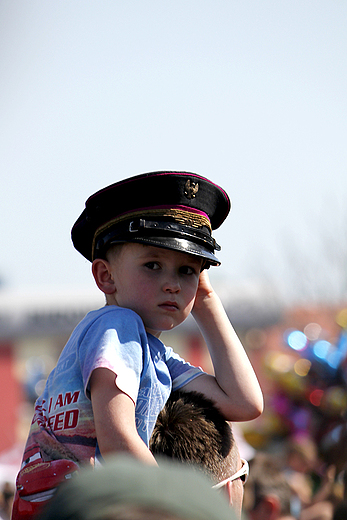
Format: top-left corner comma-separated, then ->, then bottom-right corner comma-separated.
38,455 -> 236,520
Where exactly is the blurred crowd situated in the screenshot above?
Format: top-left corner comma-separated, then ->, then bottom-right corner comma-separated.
1,426 -> 346,520
242,432 -> 347,520
2,393 -> 345,520
2,437 -> 345,520
0,482 -> 14,520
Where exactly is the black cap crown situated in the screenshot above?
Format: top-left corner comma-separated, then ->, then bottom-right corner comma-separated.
71,171 -> 230,267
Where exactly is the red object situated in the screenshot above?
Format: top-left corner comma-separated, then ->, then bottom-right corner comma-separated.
11,459 -> 79,520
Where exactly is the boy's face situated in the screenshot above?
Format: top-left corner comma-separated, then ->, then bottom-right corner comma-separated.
106,243 -> 202,337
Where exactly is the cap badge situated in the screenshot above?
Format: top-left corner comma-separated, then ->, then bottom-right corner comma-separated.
184,179 -> 199,199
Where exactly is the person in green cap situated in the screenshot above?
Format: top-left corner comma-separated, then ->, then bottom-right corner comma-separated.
38,455 -> 237,520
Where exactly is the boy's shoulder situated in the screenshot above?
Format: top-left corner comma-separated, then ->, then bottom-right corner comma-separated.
74,305 -> 165,353
85,305 -> 144,326
79,306 -> 149,340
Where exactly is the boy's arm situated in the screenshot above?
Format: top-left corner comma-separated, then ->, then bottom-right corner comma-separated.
182,270 -> 264,422
90,367 -> 157,465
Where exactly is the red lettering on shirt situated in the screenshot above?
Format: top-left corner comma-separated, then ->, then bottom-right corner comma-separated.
54,394 -> 64,409
54,412 -> 64,430
64,391 -> 80,406
64,409 -> 79,429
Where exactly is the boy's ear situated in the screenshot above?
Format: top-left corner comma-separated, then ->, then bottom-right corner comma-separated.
92,259 -> 116,295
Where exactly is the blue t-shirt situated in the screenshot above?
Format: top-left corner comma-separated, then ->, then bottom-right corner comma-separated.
21,306 -> 204,467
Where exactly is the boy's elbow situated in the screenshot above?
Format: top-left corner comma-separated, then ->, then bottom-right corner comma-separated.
250,400 -> 264,420
245,395 -> 264,420
248,392 -> 264,420
226,395 -> 264,422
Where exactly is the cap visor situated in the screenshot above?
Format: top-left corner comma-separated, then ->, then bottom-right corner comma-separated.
110,236 -> 221,267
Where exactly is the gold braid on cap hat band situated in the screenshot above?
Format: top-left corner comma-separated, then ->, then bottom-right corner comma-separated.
92,208 -> 212,258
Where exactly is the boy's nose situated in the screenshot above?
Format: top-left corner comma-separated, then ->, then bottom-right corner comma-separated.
163,275 -> 181,293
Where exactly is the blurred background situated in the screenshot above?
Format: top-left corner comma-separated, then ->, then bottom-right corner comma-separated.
0,1 -> 346,516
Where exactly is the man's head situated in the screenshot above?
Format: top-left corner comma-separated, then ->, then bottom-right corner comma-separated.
71,171 -> 230,269
150,391 -> 245,518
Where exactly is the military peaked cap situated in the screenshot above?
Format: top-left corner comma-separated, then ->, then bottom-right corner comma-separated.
71,171 -> 230,267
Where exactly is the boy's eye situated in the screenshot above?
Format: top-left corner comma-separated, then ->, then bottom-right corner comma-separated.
144,262 -> 160,270
179,266 -> 196,275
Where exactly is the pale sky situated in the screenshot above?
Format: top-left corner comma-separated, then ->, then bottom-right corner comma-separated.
1,1 -> 346,303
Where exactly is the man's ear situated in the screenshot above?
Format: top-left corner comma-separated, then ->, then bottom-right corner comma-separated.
92,259 -> 116,295
225,480 -> 233,504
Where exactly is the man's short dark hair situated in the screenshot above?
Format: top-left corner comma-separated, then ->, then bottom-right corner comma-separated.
150,390 -> 238,483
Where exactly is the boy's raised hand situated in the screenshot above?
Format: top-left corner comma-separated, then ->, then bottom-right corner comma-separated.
191,269 -> 215,314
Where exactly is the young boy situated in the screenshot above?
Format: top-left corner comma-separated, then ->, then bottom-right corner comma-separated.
12,171 -> 263,519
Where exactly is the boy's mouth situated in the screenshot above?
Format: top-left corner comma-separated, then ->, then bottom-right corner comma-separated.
159,301 -> 179,311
